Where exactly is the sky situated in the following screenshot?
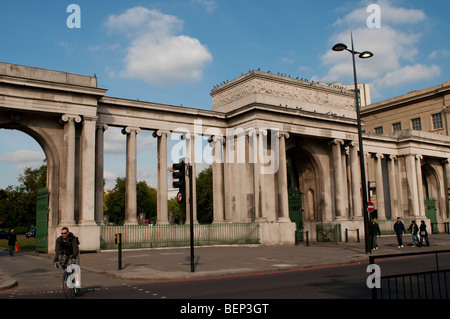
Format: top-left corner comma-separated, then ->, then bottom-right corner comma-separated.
0,0 -> 449,190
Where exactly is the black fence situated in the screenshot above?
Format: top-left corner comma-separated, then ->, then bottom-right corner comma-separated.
369,250 -> 450,299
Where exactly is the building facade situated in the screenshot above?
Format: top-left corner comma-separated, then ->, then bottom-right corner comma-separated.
0,62 -> 449,251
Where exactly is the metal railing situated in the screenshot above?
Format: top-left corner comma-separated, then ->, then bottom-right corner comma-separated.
100,223 -> 260,250
369,250 -> 450,299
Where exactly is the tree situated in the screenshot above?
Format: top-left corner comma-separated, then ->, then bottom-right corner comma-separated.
196,166 -> 213,224
104,178 -> 157,225
0,163 -> 47,227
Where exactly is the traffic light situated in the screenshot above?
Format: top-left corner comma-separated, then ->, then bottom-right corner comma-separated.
173,160 -> 186,203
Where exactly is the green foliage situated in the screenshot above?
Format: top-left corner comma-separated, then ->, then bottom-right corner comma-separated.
0,163 -> 47,227
104,177 -> 157,225
196,166 -> 213,224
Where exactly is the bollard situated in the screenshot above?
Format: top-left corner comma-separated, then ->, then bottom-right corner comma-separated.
306,231 -> 309,246
115,233 -> 122,270
345,229 -> 349,242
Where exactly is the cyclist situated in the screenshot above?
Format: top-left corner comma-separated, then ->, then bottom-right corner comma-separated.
54,227 -> 80,266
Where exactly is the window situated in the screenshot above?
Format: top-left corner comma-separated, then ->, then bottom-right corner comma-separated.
374,127 -> 384,135
432,113 -> 443,130
411,118 -> 422,131
392,122 -> 402,133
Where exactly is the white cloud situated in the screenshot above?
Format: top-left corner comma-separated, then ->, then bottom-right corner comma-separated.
429,49 -> 450,59
335,0 -> 426,27
373,64 -> 440,89
0,150 -> 45,169
192,0 -> 218,13
319,0 -> 438,98
104,6 -> 212,87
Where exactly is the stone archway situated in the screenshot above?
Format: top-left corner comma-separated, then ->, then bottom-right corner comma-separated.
0,114 -> 61,229
287,141 -> 323,223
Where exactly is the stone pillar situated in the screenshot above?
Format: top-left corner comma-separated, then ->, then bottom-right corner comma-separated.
349,141 -> 362,219
95,124 -> 108,225
416,155 -> 425,217
277,132 -> 290,222
153,130 -> 171,224
331,139 -> 345,219
374,153 -> 385,219
210,136 -> 225,223
184,133 -> 198,224
122,126 -> 141,225
79,116 -> 97,226
249,130 -> 262,221
388,155 -> 399,218
60,114 -> 81,226
405,154 -> 420,217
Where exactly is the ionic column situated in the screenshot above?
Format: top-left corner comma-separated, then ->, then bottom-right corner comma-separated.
209,136 -> 225,223
331,139 -> 345,219
388,155 -> 399,218
79,116 -> 97,226
184,133 -> 198,224
374,153 -> 386,219
249,130 -> 262,221
416,155 -> 425,217
277,132 -> 290,222
405,154 -> 420,217
95,124 -> 108,225
349,141 -> 362,219
122,126 -> 141,225
153,130 -> 171,224
60,114 -> 81,226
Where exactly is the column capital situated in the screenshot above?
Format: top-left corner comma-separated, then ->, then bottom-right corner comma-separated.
349,140 -> 359,148
442,158 -> 450,164
121,126 -> 141,135
415,154 -> 423,161
373,153 -> 384,160
181,132 -> 199,140
61,114 -> 81,124
207,135 -> 224,144
388,154 -> 397,161
152,129 -> 172,138
96,123 -> 109,132
329,138 -> 344,146
277,131 -> 290,139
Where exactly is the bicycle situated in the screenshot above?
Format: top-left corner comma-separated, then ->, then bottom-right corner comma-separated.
55,255 -> 80,299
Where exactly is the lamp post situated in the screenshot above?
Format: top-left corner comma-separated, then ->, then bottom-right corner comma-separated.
332,33 -> 373,254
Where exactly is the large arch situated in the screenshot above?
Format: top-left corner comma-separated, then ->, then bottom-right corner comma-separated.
0,111 -> 61,227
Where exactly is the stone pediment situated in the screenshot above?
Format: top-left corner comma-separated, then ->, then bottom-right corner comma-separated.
211,71 -> 356,119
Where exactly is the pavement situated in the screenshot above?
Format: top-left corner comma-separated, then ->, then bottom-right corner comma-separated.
1,233 -> 450,289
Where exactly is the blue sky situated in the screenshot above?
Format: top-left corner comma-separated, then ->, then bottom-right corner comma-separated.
1,0 -> 449,190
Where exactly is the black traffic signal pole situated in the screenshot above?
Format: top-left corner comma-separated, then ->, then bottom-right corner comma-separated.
188,164 -> 195,273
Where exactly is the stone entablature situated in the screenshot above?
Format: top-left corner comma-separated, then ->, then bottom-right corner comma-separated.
211,70 -> 356,119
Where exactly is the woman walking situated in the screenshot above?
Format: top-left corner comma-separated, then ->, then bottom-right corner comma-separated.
7,228 -> 17,256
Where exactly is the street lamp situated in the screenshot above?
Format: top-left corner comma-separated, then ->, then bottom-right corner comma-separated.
332,33 -> 373,254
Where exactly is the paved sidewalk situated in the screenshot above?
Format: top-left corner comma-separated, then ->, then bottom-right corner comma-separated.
1,233 -> 449,289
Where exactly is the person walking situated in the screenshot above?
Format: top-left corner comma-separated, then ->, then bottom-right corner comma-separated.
419,220 -> 430,247
369,217 -> 381,250
407,220 -> 420,247
393,217 -> 406,248
7,228 -> 17,256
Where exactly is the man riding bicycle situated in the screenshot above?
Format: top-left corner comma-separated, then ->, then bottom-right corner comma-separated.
54,227 -> 80,266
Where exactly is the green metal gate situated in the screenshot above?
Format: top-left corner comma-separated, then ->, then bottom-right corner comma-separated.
288,188 -> 303,243
35,187 -> 49,253
425,198 -> 438,234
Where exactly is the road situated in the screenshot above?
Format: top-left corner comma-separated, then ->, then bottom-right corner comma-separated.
0,248 -> 371,300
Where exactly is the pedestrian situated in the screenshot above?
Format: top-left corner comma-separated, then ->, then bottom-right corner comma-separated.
369,217 -> 381,250
419,220 -> 430,247
393,217 -> 406,248
7,227 -> 17,256
407,220 -> 420,247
